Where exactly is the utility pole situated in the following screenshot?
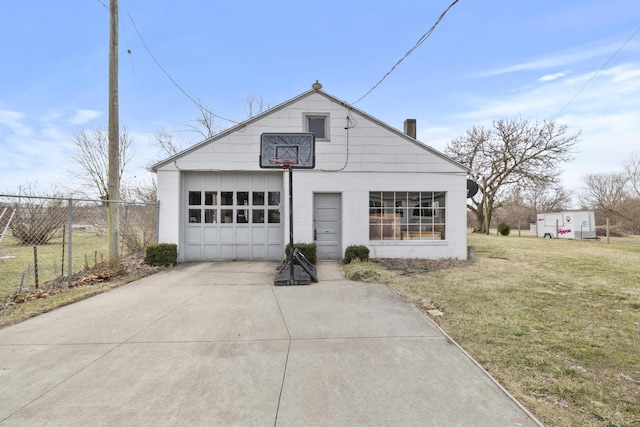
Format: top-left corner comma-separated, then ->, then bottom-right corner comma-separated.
107,0 -> 120,266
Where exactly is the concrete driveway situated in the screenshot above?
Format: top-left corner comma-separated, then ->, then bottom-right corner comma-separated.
0,261 -> 542,426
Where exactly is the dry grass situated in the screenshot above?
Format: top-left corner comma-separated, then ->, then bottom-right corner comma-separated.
347,231 -> 640,427
0,256 -> 165,328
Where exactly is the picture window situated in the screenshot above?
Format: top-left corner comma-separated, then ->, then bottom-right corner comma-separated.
369,191 -> 446,240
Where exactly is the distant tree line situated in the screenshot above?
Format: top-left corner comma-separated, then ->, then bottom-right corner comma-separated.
448,117 -> 639,236
579,154 -> 640,235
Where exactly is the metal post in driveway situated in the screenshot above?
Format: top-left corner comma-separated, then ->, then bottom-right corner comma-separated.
288,166 -> 294,284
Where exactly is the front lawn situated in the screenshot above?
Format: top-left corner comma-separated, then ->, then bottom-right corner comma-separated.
345,231 -> 640,427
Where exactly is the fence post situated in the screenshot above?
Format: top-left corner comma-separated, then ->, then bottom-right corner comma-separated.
61,224 -> 65,276
67,198 -> 73,285
33,246 -> 39,289
156,200 -> 160,245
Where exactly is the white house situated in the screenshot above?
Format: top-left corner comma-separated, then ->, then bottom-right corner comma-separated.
151,82 -> 470,262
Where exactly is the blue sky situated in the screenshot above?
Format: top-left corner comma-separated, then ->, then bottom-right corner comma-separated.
1,0 -> 639,203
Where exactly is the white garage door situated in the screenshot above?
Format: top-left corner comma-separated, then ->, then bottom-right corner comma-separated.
183,172 -> 284,261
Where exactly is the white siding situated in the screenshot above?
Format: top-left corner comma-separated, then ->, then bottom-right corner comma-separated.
155,90 -> 469,261
157,170 -> 182,252
155,93 -> 461,175
292,171 -> 468,260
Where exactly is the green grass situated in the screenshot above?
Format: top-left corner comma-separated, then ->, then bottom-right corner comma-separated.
350,230 -> 640,427
0,230 -> 109,297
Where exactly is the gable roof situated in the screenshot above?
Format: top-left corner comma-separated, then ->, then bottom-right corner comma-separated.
150,87 -> 469,173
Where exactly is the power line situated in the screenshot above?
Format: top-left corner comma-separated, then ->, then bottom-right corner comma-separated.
96,0 -> 239,124
125,12 -> 239,124
352,0 -> 461,105
555,24 -> 640,118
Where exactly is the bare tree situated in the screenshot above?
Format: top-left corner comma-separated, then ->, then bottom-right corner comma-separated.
152,126 -> 183,158
494,181 -> 570,230
153,96 -> 271,160
184,100 -> 219,140
524,181 -> 571,212
493,187 -> 535,229
244,95 -> 271,118
69,127 -> 134,199
121,176 -> 157,203
623,152 -> 640,197
580,172 -> 630,220
151,102 -> 220,161
446,118 -> 579,233
9,183 -> 66,245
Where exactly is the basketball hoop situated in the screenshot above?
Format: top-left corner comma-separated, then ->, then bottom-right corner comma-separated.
268,156 -> 299,169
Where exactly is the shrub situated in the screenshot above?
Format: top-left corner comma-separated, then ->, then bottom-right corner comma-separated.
497,222 -> 511,236
343,245 -> 370,264
144,243 -> 177,266
10,198 -> 65,246
285,243 -> 317,265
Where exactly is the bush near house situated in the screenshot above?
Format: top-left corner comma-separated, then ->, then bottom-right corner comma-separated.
497,222 -> 511,236
285,243 -> 317,265
144,243 -> 177,267
343,245 -> 370,264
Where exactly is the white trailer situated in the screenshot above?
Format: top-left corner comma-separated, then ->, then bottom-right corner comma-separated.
536,211 -> 597,239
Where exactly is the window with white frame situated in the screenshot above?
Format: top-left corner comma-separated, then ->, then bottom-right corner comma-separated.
369,191 -> 446,240
304,113 -> 329,140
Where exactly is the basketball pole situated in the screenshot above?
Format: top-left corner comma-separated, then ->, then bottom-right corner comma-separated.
288,165 -> 294,284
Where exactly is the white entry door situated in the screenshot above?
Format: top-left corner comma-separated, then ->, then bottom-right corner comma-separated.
314,193 -> 341,260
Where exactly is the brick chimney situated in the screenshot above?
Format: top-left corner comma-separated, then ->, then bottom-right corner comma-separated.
404,119 -> 417,139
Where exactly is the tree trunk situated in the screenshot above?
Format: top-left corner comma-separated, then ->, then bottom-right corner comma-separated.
475,209 -> 486,233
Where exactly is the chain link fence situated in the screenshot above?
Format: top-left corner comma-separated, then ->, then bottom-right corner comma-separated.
0,195 -> 158,298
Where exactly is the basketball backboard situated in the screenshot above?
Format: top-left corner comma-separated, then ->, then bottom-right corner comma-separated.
260,133 -> 315,169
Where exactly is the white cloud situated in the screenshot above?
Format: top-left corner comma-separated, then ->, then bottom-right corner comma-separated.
538,72 -> 568,82
0,110 -> 24,126
69,109 -> 102,125
436,62 -> 640,197
0,109 -> 77,193
0,110 -> 31,137
478,41 -> 637,77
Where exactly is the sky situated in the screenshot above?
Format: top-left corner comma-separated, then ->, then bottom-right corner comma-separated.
1,0 -> 639,205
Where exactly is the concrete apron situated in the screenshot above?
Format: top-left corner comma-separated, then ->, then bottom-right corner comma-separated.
0,261 -> 542,426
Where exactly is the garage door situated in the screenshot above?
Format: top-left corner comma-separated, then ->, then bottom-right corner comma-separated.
183,172 -> 283,261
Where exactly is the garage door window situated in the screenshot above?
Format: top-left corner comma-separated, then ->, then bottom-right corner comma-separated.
188,190 -> 280,225
188,191 -> 202,223
204,209 -> 216,223
253,192 -> 265,205
205,191 -> 217,205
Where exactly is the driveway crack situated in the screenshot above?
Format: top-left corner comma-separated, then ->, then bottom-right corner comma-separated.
270,286 -> 291,427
